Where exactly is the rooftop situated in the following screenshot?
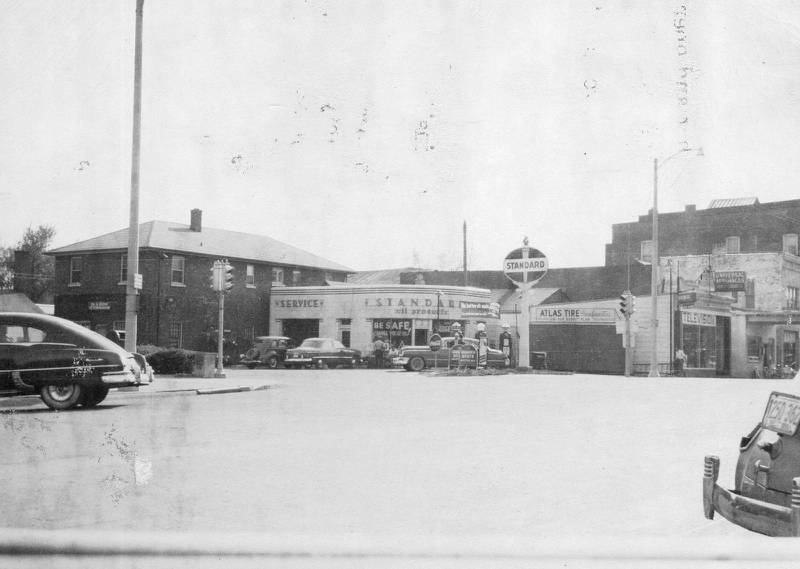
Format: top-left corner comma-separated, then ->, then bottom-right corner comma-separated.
47,220 -> 352,273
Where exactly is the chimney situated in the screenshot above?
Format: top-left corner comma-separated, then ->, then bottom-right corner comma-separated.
190,209 -> 202,232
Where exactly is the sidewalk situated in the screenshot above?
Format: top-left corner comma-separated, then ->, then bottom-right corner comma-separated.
137,368 -> 278,394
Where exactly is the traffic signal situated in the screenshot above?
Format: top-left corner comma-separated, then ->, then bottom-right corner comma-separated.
629,294 -> 636,315
223,261 -> 234,292
210,262 -> 222,291
619,293 -> 629,316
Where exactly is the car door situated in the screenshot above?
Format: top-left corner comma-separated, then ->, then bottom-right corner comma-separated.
332,340 -> 349,366
429,338 -> 454,368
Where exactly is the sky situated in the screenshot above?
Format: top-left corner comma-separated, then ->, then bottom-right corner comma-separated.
1,1 -> 799,272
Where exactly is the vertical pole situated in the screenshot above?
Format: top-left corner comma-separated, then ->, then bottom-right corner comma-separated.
669,261 -> 674,375
125,0 -> 145,353
624,300 -> 632,377
518,288 -> 530,368
649,157 -> 660,377
216,290 -> 225,378
462,221 -> 467,287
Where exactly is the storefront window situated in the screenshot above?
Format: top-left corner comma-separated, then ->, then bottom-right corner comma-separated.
372,319 -> 412,348
681,311 -> 717,369
783,330 -> 798,367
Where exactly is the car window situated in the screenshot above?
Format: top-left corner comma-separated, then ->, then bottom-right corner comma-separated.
278,340 -> 287,348
1,325 -> 47,343
333,341 -> 345,350
302,339 -> 325,349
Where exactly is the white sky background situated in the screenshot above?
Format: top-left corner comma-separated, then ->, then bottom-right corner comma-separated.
1,1 -> 799,272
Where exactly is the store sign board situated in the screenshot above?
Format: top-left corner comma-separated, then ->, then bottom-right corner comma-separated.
372,319 -> 412,332
460,301 -> 500,318
450,343 -> 477,368
88,301 -> 110,311
677,291 -> 696,306
532,306 -> 616,324
713,271 -> 746,292
503,246 -> 548,287
681,310 -> 717,327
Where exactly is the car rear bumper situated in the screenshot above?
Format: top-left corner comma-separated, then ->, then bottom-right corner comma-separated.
703,455 -> 800,536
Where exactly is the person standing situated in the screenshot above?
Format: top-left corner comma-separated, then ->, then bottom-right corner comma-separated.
499,322 -> 513,367
373,336 -> 385,368
675,346 -> 688,377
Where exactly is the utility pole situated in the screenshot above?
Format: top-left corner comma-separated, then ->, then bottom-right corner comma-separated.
124,0 -> 145,353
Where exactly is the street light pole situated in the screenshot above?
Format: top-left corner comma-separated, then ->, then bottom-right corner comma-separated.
124,0 -> 144,353
649,158 -> 659,376
649,147 -> 703,377
435,289 -> 442,334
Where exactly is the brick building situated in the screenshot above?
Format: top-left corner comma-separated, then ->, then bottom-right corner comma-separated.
47,210 -> 351,356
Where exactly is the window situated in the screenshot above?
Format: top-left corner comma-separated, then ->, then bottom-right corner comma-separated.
745,278 -> 756,309
169,321 -> 183,348
784,234 -> 799,256
640,240 -> 653,264
69,257 -> 82,286
725,236 -> 740,254
787,286 -> 799,310
246,264 -> 255,287
119,255 -> 127,284
338,318 -> 351,347
271,267 -> 284,285
292,269 -> 301,286
171,256 -> 185,285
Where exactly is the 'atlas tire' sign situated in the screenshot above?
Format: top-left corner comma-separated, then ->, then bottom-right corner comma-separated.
503,246 -> 548,287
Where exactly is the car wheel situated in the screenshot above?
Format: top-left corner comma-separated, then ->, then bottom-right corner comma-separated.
246,363 -> 256,369
40,383 -> 83,411
80,385 -> 110,407
266,356 -> 279,369
408,356 -> 426,372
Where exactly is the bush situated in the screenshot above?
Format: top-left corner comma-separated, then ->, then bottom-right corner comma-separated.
135,344 -> 162,356
145,348 -> 197,375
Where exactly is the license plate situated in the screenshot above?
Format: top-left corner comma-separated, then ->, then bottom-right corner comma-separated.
762,392 -> 800,435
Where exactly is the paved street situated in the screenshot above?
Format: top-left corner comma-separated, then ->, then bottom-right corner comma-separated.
1,368 -> 798,566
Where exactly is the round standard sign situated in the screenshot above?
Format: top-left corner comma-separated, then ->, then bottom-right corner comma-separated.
503,246 -> 548,287
428,334 -> 442,352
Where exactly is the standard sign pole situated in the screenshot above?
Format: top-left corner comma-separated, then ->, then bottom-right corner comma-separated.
502,241 -> 548,369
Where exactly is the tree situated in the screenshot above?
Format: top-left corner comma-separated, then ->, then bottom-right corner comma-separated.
0,247 -> 13,290
15,225 -> 56,303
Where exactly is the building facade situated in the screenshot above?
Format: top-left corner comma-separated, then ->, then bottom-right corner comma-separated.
269,284 -> 500,354
47,210 -> 351,356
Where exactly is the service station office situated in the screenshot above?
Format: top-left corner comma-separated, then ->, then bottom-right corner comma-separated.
270,284 -> 499,352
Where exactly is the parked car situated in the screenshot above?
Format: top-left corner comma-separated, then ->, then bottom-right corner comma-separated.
392,337 -> 508,371
0,312 -> 154,410
239,336 -> 294,369
704,390 -> 800,536
284,338 -> 361,369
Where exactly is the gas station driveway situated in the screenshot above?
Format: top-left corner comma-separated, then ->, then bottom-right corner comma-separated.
1,368 -> 798,566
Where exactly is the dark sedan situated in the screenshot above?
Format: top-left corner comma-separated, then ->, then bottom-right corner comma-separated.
284,338 -> 361,369
0,312 -> 154,410
392,337 -> 508,371
239,336 -> 294,369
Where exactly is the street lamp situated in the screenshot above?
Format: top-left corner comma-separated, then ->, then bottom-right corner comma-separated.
649,146 -> 703,377
435,289 -> 443,334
